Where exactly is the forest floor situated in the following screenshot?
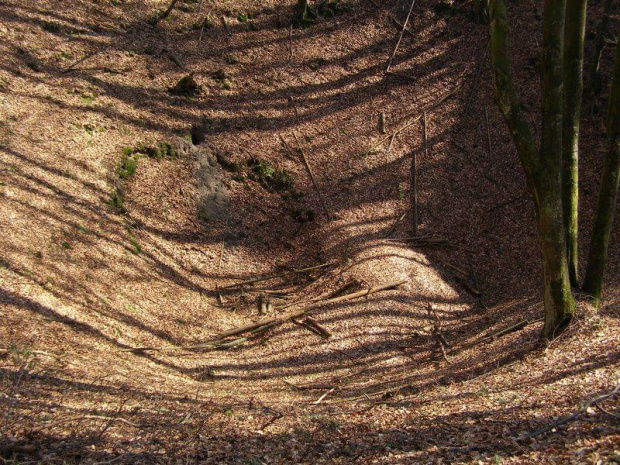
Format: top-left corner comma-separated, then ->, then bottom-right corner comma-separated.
1,0 -> 620,463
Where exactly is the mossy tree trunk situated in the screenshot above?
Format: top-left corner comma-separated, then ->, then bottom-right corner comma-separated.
584,24 -> 620,308
490,0 -> 575,339
562,0 -> 587,288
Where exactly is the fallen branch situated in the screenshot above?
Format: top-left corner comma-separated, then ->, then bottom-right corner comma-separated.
386,0 -> 417,72
428,304 -> 450,363
518,383 -> 620,440
313,387 -> 335,405
284,380 -> 335,391
0,349 -> 62,360
367,0 -> 415,37
385,211 -> 407,237
122,280 -> 407,352
41,414 -> 142,430
260,412 -> 284,430
198,10 -> 212,44
446,315 -> 542,355
292,130 -> 331,219
62,49 -> 103,74
219,261 -> 335,290
595,400 -> 620,420
293,316 -> 331,339
217,280 -> 407,340
463,39 -> 490,115
364,82 -> 463,155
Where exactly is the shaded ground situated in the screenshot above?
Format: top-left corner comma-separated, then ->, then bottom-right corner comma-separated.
1,0 -> 619,463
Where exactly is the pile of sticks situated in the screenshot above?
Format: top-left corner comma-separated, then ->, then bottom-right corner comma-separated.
123,280 -> 407,353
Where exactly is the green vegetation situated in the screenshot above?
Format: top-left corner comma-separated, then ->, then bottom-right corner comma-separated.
107,187 -> 126,214
247,157 -> 294,193
128,235 -> 142,255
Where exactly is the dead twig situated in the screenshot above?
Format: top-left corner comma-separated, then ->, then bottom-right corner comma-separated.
428,304 -> 450,363
62,49 -> 103,74
122,280 -> 407,352
484,106 -> 492,158
446,315 -> 542,355
313,388 -> 335,405
217,280 -> 406,341
519,383 -> 620,440
595,401 -> 620,420
386,0 -> 417,72
260,412 -> 284,430
367,0 -> 415,37
289,23 -> 294,61
463,39 -> 490,116
364,82 -> 463,155
42,414 -> 142,430
385,211 -> 407,237
293,316 -> 331,339
219,261 -> 335,290
292,130 -> 331,219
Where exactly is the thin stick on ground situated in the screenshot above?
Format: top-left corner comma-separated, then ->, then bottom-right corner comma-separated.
463,39 -> 490,115
485,106 -> 492,158
386,0 -> 417,72
293,316 -> 331,339
386,131 -> 397,155
519,383 -> 620,440
313,388 -> 335,405
427,304 -> 450,363
163,48 -> 185,70
62,49 -> 104,74
412,113 -> 427,235
121,280 -> 407,352
41,414 -> 142,430
367,0 -> 415,37
219,261 -> 335,290
292,130 -> 331,219
364,82 -> 463,155
289,24 -> 294,61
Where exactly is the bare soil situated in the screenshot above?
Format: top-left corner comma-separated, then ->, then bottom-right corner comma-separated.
1,0 -> 619,463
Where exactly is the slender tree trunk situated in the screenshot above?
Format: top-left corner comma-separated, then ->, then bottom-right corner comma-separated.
539,0 -> 575,338
490,0 -> 575,339
562,0 -> 587,288
584,27 -> 620,308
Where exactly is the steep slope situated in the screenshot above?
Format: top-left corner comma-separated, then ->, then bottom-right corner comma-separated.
1,0 -> 619,463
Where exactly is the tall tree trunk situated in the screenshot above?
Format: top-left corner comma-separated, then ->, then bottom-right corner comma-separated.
584,28 -> 620,308
490,0 -> 575,339
539,0 -> 575,338
562,0 -> 587,288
